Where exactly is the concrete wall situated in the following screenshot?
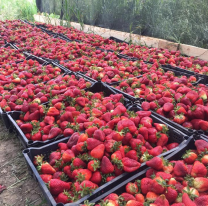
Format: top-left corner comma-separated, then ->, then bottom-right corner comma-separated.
34,14 -> 208,61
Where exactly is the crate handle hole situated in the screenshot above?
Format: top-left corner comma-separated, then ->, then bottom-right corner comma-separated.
23,149 -> 29,154
56,204 -> 64,206
28,140 -> 34,145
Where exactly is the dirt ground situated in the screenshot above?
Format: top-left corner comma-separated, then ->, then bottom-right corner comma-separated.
0,120 -> 48,206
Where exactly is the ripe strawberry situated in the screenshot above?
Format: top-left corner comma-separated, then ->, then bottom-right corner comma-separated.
126,200 -> 143,206
49,179 -> 71,196
125,182 -> 138,195
141,101 -> 150,111
62,149 -> 75,163
146,156 -> 164,170
201,154 -> 208,165
56,191 -> 72,204
86,138 -> 102,150
182,193 -> 197,206
48,127 -> 62,139
90,144 -> 105,160
173,114 -> 186,124
93,129 -> 105,142
90,171 -> 102,185
100,156 -> 114,174
193,177 -> 208,192
163,102 -> 174,112
141,178 -> 153,194
154,194 -> 169,206
182,150 -> 198,164
146,192 -> 158,202
40,174 -> 52,183
120,192 -> 136,201
195,140 -> 208,153
79,180 -> 98,197
74,169 -> 92,182
165,187 -> 178,203
37,162 -> 56,175
190,161 -> 207,177
87,160 -> 100,172
194,195 -> 208,206
173,161 -> 188,177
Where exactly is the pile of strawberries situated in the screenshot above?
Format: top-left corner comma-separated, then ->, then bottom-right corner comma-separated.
1,19 -> 208,205
33,105 -> 180,203
93,139 -> 208,206
0,73 -> 92,112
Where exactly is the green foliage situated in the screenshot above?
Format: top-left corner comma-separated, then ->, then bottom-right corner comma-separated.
48,0 -> 208,49
0,0 -> 37,21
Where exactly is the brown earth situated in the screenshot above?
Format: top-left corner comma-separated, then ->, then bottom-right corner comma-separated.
0,120 -> 48,206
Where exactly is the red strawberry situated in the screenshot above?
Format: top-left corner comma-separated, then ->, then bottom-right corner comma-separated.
142,101 -> 150,111
141,178 -> 153,194
148,146 -> 163,156
49,179 -> 71,196
194,195 -> 208,206
191,161 -> 207,177
122,157 -> 140,172
173,161 -> 188,177
154,195 -> 169,206
86,138 -> 102,150
182,193 -> 197,206
56,191 -> 72,204
146,157 -> 164,170
87,160 -> 100,172
173,114 -> 186,124
40,174 -> 52,183
37,162 -> 56,174
90,144 -> 105,160
201,154 -> 208,165
195,139 -> 208,153
90,171 -> 102,185
186,90 -> 199,104
151,177 -> 166,194
62,149 -> 75,163
182,150 -> 197,164
20,123 -> 33,133
126,200 -> 143,206
100,156 -> 114,174
126,182 -> 138,195
193,177 -> 208,192
120,192 -> 136,201
163,102 -> 174,112
157,133 -> 169,147
164,187 -> 178,204
79,180 -> 98,194
199,120 -> 208,131
93,129 -> 105,142
48,127 -> 62,139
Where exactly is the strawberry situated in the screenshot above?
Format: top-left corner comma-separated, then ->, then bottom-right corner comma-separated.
126,182 -> 138,195
62,149 -> 75,163
157,133 -> 169,147
201,154 -> 208,165
195,140 -> 208,153
56,191 -> 72,204
193,177 -> 208,192
186,90 -> 199,104
173,161 -> 188,177
126,200 -> 143,206
146,191 -> 158,202
194,195 -> 208,206
199,120 -> 208,131
48,127 -> 62,139
90,171 -> 102,185
88,160 -> 100,172
165,187 -> 178,204
154,123 -> 169,133
182,193 -> 197,206
151,177 -> 166,194
190,161 -> 207,177
90,144 -> 105,159
122,157 -> 140,172
40,174 -> 52,183
173,114 -> 186,124
148,146 -> 163,156
74,169 -> 92,182
79,180 -> 98,197
141,101 -> 150,111
146,157 -> 164,170
20,123 -> 33,133
163,102 -> 174,112
86,138 -> 102,150
93,129 -> 105,142
49,179 -> 71,196
120,192 -> 136,201
72,158 -> 86,169
100,156 -> 114,174
154,195 -> 169,206
37,162 -> 56,175
182,150 -> 198,164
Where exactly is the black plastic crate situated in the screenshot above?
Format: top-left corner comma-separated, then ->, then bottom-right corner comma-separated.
162,64 -> 208,84
90,134 -> 203,204
8,82 -> 131,148
22,115 -> 189,206
109,36 -> 129,45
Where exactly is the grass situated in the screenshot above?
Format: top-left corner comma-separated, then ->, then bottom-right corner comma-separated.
0,0 -> 37,21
